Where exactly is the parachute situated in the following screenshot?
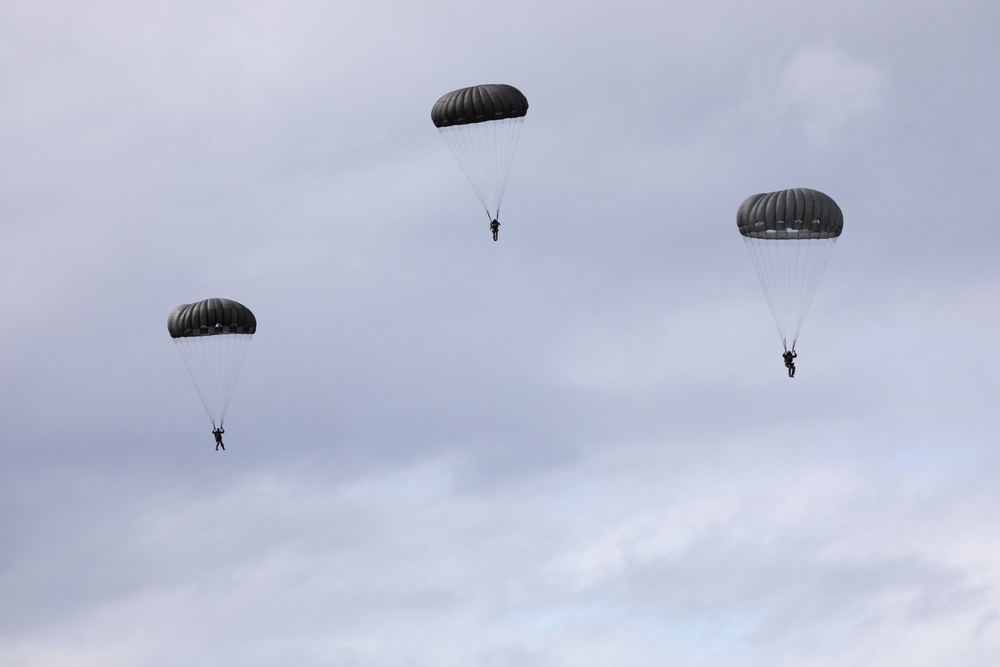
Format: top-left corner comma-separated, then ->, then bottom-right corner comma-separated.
738,188 -> 843,352
432,84 -> 528,225
168,298 -> 256,429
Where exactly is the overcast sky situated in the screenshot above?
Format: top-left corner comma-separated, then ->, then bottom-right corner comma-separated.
2,1 -> 1000,665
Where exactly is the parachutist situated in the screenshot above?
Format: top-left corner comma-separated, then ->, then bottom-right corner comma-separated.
213,427 -> 225,451
433,84 -> 527,241
782,350 -> 797,378
169,298 -> 256,436
738,189 -> 842,362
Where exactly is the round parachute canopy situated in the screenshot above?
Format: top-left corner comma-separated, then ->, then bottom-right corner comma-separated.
431,84 -> 529,128
738,188 -> 843,240
168,298 -> 256,430
737,188 -> 843,352
168,298 -> 256,338
432,84 -> 528,222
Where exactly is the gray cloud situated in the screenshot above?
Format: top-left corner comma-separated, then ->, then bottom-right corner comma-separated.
1,0 -> 999,665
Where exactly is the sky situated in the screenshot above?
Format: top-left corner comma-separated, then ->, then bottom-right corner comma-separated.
2,0 -> 999,665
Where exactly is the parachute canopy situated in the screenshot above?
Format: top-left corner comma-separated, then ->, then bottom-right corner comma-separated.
432,84 -> 528,223
168,298 -> 256,338
431,84 -> 529,128
738,188 -> 843,352
168,298 -> 256,430
738,188 -> 843,240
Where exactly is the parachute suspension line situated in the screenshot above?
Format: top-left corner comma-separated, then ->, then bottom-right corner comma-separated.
493,116 -> 524,218
438,117 -> 524,220
786,237 -> 809,348
743,236 -> 787,349
439,124 -> 490,214
752,236 -> 801,350
484,118 -> 503,217
174,334 -> 252,429
219,334 -> 252,427
794,237 -> 837,349
174,337 -> 215,427
743,236 -> 837,351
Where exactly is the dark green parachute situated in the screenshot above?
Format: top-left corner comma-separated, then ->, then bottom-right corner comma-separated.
168,298 -> 256,429
432,84 -> 528,225
738,188 -> 843,352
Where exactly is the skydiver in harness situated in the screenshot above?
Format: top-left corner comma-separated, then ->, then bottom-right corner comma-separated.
490,218 -> 500,241
212,427 -> 225,451
782,349 -> 797,378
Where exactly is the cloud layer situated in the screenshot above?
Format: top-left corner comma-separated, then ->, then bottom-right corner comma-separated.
1,1 -> 999,665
